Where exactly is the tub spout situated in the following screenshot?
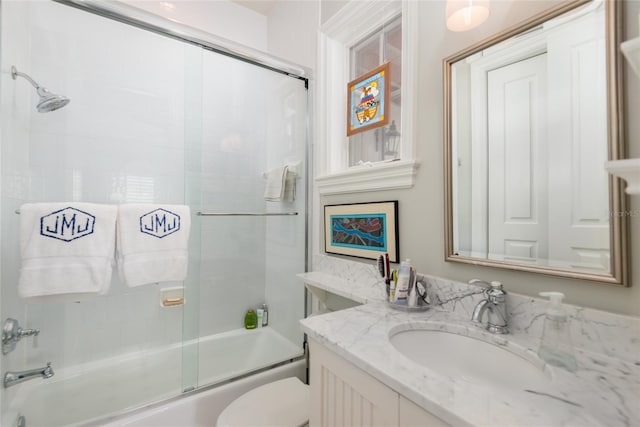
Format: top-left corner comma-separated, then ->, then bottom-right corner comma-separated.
4,362 -> 54,388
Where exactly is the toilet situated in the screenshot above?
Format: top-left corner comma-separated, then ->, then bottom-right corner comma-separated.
216,376 -> 310,427
217,281 -> 358,427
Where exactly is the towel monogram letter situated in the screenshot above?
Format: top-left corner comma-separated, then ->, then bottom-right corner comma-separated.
139,208 -> 181,238
40,207 -> 96,242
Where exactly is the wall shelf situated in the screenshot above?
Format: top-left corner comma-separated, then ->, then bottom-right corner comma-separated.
621,36 -> 640,79
605,159 -> 640,195
612,36 -> 640,196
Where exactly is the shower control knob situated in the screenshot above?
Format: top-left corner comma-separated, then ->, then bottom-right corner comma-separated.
2,318 -> 40,355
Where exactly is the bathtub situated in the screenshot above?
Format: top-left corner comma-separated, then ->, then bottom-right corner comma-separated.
98,360 -> 306,427
6,327 -> 304,427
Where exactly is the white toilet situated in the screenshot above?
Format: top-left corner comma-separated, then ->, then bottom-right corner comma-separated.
216,376 -> 310,427
217,283 -> 358,427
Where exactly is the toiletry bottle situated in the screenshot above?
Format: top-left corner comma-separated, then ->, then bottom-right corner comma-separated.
244,309 -> 258,329
261,303 -> 269,326
393,259 -> 412,304
537,292 -> 577,372
388,270 -> 398,302
256,308 -> 264,328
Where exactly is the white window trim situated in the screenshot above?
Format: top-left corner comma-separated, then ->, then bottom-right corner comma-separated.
316,0 -> 420,195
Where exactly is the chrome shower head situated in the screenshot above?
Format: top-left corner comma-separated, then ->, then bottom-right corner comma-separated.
11,65 -> 70,113
35,87 -> 70,113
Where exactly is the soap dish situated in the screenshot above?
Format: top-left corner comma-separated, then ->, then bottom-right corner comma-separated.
387,301 -> 430,312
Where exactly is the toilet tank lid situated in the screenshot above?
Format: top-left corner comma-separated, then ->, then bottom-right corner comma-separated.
217,377 -> 309,427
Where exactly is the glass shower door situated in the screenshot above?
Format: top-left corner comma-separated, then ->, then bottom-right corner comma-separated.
186,46 -> 308,389
0,1 -> 196,424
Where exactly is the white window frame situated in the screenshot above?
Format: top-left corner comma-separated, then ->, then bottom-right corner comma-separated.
315,0 -> 420,195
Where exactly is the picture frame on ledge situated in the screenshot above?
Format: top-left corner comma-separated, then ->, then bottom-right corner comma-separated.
346,62 -> 391,136
324,201 -> 399,262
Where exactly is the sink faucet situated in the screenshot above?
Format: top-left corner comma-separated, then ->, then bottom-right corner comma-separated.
4,362 -> 54,388
470,280 -> 509,334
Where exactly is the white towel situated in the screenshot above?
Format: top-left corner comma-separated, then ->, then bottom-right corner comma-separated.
282,172 -> 296,202
264,166 -> 289,201
18,203 -> 117,302
264,166 -> 296,202
117,204 -> 190,287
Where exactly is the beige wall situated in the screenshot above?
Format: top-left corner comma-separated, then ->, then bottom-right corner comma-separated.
318,0 -> 640,316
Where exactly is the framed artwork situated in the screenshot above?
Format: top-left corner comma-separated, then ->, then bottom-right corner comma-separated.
324,201 -> 399,262
346,62 -> 391,136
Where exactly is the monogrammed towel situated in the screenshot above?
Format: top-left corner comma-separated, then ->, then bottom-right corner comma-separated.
18,203 -> 117,301
117,204 -> 191,287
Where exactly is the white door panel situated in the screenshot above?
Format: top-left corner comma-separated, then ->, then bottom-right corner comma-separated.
546,8 -> 609,270
488,54 -> 548,262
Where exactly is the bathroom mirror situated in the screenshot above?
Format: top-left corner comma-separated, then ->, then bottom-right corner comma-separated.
444,0 -> 628,285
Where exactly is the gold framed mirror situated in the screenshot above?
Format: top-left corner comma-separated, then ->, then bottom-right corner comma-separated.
444,0 -> 628,285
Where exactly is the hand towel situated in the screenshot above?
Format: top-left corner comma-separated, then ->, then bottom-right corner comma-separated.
18,203 -> 117,301
117,204 -> 191,287
282,171 -> 296,202
264,166 -> 288,201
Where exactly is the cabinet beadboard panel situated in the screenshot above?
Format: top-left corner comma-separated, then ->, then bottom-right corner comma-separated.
309,340 -> 398,426
309,339 -> 451,427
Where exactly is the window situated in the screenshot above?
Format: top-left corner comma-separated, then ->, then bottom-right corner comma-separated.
349,15 -> 402,166
316,1 -> 419,195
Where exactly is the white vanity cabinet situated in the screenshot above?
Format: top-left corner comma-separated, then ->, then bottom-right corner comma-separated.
309,339 -> 450,427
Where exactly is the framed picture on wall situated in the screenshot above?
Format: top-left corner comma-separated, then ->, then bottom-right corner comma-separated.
324,201 -> 399,262
346,62 -> 391,136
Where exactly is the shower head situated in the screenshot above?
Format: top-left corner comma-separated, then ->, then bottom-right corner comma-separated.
11,65 -> 70,113
34,87 -> 70,113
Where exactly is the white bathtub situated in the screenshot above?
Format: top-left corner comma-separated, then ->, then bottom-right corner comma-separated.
98,360 -> 306,427
6,327 -> 304,427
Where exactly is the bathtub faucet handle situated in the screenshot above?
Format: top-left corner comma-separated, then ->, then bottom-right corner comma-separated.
2,318 -> 40,355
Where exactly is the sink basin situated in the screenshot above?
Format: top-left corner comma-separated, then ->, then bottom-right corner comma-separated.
389,326 -> 551,389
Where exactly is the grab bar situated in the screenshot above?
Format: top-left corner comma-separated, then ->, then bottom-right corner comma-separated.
197,212 -> 298,216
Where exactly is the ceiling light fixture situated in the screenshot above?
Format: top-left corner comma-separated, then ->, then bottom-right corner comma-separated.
159,2 -> 175,11
446,0 -> 490,32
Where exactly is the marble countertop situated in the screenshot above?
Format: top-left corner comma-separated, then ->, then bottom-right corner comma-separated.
299,275 -> 640,426
297,271 -> 386,304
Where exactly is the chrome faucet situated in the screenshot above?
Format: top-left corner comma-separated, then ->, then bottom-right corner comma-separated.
470,280 -> 509,334
4,362 -> 54,388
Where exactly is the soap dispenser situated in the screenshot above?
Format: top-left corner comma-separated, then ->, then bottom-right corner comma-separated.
538,292 -> 577,372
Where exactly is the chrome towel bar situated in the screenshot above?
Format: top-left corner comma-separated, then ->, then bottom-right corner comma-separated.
15,210 -> 299,217
197,212 -> 298,216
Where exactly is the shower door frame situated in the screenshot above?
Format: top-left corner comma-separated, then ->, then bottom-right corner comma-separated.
54,0 -> 311,81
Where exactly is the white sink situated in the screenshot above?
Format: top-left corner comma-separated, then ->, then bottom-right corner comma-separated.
389,326 -> 551,389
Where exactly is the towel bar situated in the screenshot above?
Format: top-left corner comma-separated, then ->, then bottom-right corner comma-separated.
197,212 -> 298,216
15,210 -> 299,216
